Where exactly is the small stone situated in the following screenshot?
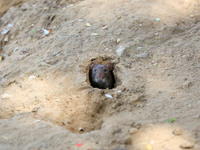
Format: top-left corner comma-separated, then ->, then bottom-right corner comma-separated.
85,23 -> 91,27
180,141 -> 194,149
136,53 -> 148,58
129,95 -> 140,103
173,128 -> 182,135
129,128 -> 138,134
78,19 -> 83,22
79,128 -> 84,132
182,81 -> 192,89
116,38 -> 120,43
116,45 -> 125,56
29,75 -> 36,79
105,94 -> 113,98
190,14 -> 194,18
91,33 -> 99,36
102,25 -> 108,30
2,136 -> 9,140
1,94 -> 13,99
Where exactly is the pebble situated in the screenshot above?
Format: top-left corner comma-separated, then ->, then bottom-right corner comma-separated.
129,128 -> 138,134
116,45 -> 126,56
78,19 -> 83,22
0,56 -> 3,62
116,38 -> 120,43
136,52 -> 148,58
1,94 -> 13,99
182,81 -> 192,89
29,75 -> 36,79
105,94 -> 113,98
91,33 -> 99,36
180,141 -> 194,149
117,90 -> 122,93
79,128 -> 84,132
102,25 -> 108,30
173,128 -> 182,135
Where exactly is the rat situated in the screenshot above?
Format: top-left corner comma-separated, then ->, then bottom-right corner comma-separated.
89,62 -> 115,89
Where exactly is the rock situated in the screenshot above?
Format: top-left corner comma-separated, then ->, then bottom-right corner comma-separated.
29,75 -> 36,79
1,94 -> 13,99
78,19 -> 83,22
79,128 -> 84,132
180,141 -> 194,149
182,81 -> 192,89
129,95 -> 140,103
136,52 -> 148,58
173,128 -> 182,135
105,94 -> 113,99
129,128 -> 138,134
116,38 -> 120,43
116,45 -> 125,56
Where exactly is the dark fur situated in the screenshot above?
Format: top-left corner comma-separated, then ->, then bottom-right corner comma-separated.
89,62 -> 115,89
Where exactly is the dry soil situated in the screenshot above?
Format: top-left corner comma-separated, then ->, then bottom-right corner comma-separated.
0,0 -> 200,150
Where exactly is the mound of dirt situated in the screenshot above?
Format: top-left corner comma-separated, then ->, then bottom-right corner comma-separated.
1,0 -> 200,149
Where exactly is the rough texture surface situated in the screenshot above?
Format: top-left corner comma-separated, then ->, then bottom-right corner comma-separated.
1,0 -> 200,149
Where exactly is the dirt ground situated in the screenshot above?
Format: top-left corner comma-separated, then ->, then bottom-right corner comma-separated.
1,0 -> 200,149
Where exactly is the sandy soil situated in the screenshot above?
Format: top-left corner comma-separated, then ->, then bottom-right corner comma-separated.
1,0 -> 200,149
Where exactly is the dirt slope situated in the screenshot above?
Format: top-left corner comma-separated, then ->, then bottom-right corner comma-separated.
1,0 -> 200,149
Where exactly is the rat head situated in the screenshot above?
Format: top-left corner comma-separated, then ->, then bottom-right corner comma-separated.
90,62 -> 114,83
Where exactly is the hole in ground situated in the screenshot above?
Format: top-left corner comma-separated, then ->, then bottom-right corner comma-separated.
87,57 -> 116,89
